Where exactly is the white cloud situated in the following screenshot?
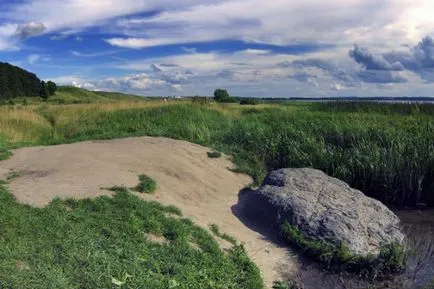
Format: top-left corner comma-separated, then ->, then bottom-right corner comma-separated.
4,0 -> 209,32
55,73 -> 182,94
28,54 -> 40,64
239,49 -> 270,55
69,49 -> 123,57
107,0 -> 434,49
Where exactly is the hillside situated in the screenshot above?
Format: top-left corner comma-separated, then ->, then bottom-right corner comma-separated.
48,86 -> 148,104
0,62 -> 42,99
1,86 -> 148,105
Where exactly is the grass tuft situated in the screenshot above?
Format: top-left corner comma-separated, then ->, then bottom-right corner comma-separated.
134,174 -> 157,194
210,224 -> 238,245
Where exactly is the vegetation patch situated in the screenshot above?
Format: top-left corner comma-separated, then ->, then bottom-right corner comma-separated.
207,151 -> 222,158
0,147 -> 11,161
133,174 -> 157,194
240,98 -> 259,105
6,170 -> 20,181
104,185 -> 129,193
210,224 -> 238,245
0,185 -> 263,289
0,92 -> 433,207
281,223 -> 407,276
273,280 -> 303,289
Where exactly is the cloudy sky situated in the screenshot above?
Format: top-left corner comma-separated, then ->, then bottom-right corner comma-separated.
1,0 -> 434,97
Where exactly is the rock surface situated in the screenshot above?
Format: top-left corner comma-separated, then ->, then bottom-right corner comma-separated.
252,168 -> 405,256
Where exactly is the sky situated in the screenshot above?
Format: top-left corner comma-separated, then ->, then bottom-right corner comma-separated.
1,0 -> 434,97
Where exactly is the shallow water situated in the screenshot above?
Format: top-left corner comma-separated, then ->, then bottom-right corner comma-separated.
397,209 -> 434,287
297,209 -> 434,289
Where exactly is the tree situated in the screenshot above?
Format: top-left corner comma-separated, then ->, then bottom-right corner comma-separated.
213,89 -> 230,102
0,62 -> 42,99
40,81 -> 48,99
213,89 -> 236,103
47,81 -> 57,96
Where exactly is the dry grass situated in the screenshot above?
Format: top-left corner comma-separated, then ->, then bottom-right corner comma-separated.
0,106 -> 51,144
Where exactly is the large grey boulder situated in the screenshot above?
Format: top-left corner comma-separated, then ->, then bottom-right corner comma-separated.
251,168 -> 405,256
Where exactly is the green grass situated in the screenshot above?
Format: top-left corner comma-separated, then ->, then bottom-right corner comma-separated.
0,147 -> 11,161
281,223 -> 407,275
133,174 -> 157,194
1,91 -> 433,208
209,224 -> 238,246
0,86 -> 148,105
0,185 -> 263,288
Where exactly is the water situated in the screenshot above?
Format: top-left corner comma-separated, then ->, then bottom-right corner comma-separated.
297,209 -> 434,289
397,209 -> 434,287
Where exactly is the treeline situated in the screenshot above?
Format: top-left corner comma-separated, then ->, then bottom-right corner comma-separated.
0,62 -> 57,100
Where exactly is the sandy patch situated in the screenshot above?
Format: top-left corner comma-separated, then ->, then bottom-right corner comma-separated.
0,136 -> 297,287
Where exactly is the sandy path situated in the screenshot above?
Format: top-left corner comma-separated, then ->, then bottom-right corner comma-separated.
0,137 -> 297,288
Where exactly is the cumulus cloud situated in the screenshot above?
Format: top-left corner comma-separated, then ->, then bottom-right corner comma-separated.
15,22 -> 46,39
349,45 -> 404,71
288,72 -> 319,88
290,59 -> 357,84
348,36 -> 434,83
150,64 -> 191,85
383,36 -> 434,82
54,72 -> 185,95
356,70 -> 407,83
288,57 -> 407,85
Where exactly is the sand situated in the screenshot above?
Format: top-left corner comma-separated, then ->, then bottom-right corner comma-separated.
0,136 -> 297,288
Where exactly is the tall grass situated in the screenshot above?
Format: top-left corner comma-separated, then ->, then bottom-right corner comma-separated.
0,100 -> 433,207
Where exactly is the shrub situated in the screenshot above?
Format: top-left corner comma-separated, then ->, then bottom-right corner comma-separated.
192,96 -> 210,105
240,98 -> 259,105
207,151 -> 222,158
214,88 -> 237,103
134,174 -> 157,194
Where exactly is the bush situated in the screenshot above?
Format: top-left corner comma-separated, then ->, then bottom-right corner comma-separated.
134,174 -> 157,194
240,98 -> 259,105
214,88 -> 237,103
192,96 -> 210,105
207,151 -> 222,158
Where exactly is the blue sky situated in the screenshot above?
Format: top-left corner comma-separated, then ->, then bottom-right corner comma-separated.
1,0 -> 434,97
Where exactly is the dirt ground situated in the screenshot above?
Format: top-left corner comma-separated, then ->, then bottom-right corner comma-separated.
0,136 -> 297,288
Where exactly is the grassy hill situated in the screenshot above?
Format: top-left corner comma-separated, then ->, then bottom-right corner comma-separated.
1,86 -> 149,105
